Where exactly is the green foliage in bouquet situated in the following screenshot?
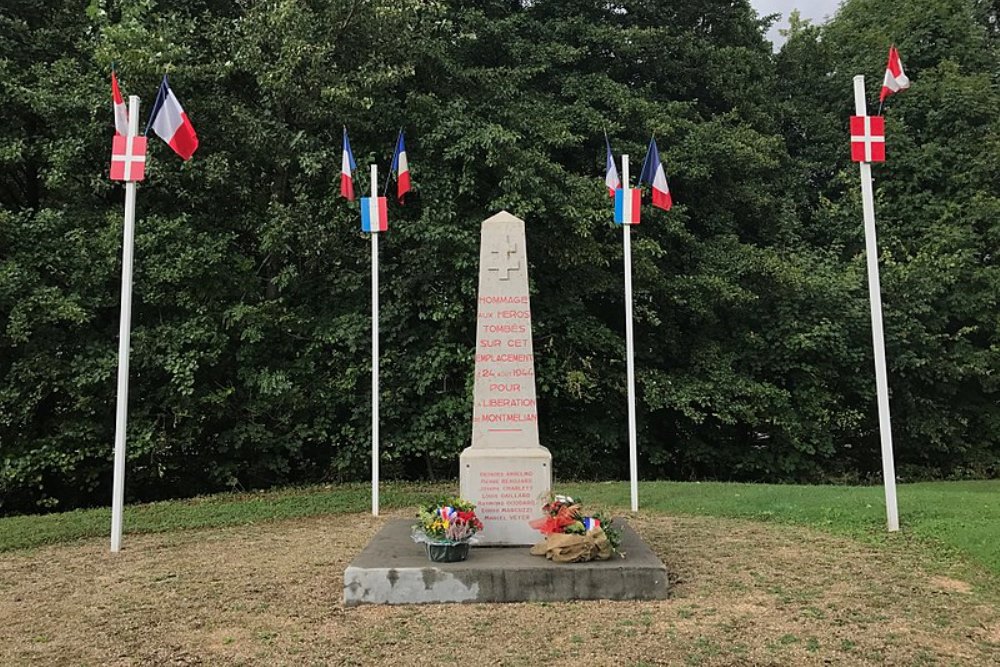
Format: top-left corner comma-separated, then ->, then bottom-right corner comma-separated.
414,496 -> 484,544
534,494 -> 623,553
563,510 -> 623,553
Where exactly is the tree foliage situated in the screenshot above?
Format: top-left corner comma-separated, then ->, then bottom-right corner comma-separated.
1,0 -> 998,513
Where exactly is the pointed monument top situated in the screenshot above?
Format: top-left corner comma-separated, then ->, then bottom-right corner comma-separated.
483,210 -> 524,226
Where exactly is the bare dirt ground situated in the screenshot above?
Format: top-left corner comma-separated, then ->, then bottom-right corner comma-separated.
1,512 -> 998,666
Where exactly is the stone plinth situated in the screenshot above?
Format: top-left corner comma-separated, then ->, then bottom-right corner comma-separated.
460,211 -> 551,545
343,519 -> 669,606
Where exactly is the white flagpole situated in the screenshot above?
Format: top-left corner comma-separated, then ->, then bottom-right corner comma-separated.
853,75 -> 899,532
110,95 -> 140,553
370,164 -> 380,517
622,154 -> 639,512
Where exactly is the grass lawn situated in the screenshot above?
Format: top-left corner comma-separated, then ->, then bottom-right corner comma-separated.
565,479 -> 1000,577
1,480 -> 998,665
2,479 -> 998,575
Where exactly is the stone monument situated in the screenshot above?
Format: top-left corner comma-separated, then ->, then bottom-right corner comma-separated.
460,211 -> 552,545
342,210 -> 670,606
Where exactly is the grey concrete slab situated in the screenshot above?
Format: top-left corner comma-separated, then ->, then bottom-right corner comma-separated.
343,519 -> 669,606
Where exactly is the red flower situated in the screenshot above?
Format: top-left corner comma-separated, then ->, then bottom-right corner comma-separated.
530,502 -> 581,535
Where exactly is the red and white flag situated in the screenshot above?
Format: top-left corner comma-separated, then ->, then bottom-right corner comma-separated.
147,75 -> 198,160
110,135 -> 147,182
880,46 -> 910,102
850,115 -> 886,163
111,69 -> 128,136
341,127 -> 357,201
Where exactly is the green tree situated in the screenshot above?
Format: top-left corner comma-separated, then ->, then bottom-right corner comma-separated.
2,0 -> 998,514
776,0 -> 1000,477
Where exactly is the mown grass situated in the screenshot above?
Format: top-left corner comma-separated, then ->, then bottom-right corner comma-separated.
0,482 -> 446,553
2,479 -> 998,576
563,479 -> 1000,576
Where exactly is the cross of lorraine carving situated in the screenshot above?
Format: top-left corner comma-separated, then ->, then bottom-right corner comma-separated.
488,235 -> 520,281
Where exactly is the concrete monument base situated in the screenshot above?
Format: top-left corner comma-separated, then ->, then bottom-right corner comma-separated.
343,518 -> 669,607
459,446 -> 552,545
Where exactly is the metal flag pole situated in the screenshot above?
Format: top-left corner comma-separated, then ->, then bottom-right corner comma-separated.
111,95 -> 140,553
853,74 -> 899,532
621,154 -> 639,512
370,163 -> 380,517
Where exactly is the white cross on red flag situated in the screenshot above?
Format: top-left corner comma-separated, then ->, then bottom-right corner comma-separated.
850,115 -> 885,163
110,135 -> 147,182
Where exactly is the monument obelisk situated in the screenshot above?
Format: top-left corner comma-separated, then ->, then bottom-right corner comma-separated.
460,211 -> 552,545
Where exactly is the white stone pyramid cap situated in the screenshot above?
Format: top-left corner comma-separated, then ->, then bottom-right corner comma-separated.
483,210 -> 524,225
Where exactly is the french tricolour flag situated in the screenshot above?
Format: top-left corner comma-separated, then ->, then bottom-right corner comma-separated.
341,127 -> 357,201
390,130 -> 411,203
639,136 -> 673,211
111,69 -> 128,135
361,196 -> 388,233
147,75 -> 198,160
604,132 -> 620,198
614,187 -> 641,225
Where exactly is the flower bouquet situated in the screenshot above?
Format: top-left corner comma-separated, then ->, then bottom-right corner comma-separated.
411,496 -> 484,562
528,494 -> 623,562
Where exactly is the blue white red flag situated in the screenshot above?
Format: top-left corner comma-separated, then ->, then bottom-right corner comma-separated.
389,130 -> 411,203
341,127 -> 357,201
639,137 -> 673,211
614,188 -> 641,225
361,196 -> 388,232
146,75 -> 198,160
604,132 -> 620,198
582,517 -> 601,532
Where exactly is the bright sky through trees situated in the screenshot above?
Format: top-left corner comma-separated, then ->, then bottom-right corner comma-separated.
753,0 -> 841,46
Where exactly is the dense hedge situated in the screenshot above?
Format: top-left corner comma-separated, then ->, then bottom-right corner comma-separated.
2,0 -> 998,514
